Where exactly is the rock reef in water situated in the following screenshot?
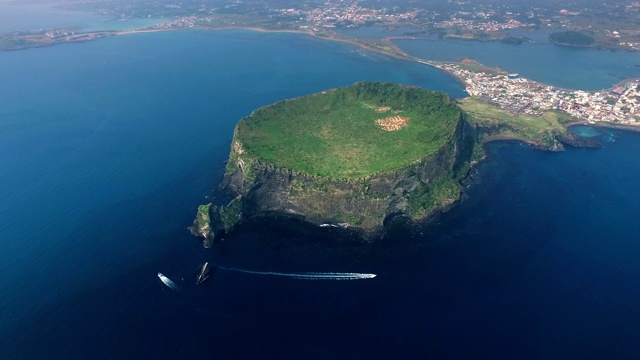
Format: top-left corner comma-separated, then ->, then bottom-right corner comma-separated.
555,133 -> 603,149
190,82 -> 477,245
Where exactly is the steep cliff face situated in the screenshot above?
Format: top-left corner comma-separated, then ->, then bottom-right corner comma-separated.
191,115 -> 476,245
190,83 -> 478,246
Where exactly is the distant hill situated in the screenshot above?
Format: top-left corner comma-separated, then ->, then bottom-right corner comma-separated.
549,31 -> 595,47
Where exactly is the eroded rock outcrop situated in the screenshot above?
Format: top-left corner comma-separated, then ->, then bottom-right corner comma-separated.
191,82 -> 478,245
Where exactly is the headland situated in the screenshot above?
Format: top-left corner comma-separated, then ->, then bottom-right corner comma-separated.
190,82 -> 477,246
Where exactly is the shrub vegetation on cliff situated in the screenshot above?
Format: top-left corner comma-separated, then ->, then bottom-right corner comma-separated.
235,82 -> 461,179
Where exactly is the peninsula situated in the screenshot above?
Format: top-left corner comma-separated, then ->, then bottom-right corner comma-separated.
190,82 -> 477,246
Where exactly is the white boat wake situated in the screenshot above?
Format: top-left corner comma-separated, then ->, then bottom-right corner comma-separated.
217,266 -> 376,280
158,272 -> 181,291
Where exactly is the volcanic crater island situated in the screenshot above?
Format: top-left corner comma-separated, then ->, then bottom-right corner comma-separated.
191,81 -> 595,246
190,82 -> 485,246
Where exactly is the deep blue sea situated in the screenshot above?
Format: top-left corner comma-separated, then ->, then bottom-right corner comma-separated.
2,28 -> 640,359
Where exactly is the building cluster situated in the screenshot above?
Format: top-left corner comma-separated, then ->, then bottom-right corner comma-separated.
436,63 -> 639,124
561,82 -> 640,123
278,2 -> 533,31
619,41 -> 640,51
435,18 -> 528,32
152,16 -> 202,29
44,30 -> 76,38
296,3 -> 529,31
100,1 -> 639,51
302,4 -> 419,27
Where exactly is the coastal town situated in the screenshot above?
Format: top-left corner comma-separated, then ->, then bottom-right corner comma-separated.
432,61 -> 640,125
2,1 -> 639,127
8,0 -> 634,51
4,0 -> 640,51
136,2 -> 640,50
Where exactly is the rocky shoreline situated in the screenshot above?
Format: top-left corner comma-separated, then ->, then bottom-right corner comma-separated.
190,84 -> 478,246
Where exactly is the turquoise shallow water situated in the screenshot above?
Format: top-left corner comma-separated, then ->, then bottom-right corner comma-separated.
1,29 -> 640,358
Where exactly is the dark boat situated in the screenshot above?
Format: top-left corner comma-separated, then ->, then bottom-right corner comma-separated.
196,262 -> 211,285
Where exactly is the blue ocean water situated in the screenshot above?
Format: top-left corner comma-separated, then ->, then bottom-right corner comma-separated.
0,29 -> 462,358
392,35 -> 640,90
0,2 -> 160,33
334,25 -> 422,39
0,2 -> 101,32
1,29 -> 640,359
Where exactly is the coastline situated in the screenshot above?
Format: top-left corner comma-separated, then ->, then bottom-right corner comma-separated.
5,23 -> 631,94
114,28 -> 170,35
583,121 -> 640,134
548,39 -> 637,53
565,120 -> 640,134
199,26 -> 479,95
4,23 -> 637,142
481,134 -> 540,147
141,25 -> 640,144
202,25 -> 415,62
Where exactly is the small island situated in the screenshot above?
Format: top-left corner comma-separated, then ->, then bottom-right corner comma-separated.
190,82 -> 477,246
549,30 -> 595,47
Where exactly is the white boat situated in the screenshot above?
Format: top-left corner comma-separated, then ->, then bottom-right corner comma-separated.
196,262 -> 211,285
158,272 -> 179,291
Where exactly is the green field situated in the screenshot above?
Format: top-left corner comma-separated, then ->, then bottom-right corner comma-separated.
234,82 -> 461,179
457,59 -> 503,75
458,97 -> 574,146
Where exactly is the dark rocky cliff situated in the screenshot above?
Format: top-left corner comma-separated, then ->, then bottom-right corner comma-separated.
190,113 -> 477,246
